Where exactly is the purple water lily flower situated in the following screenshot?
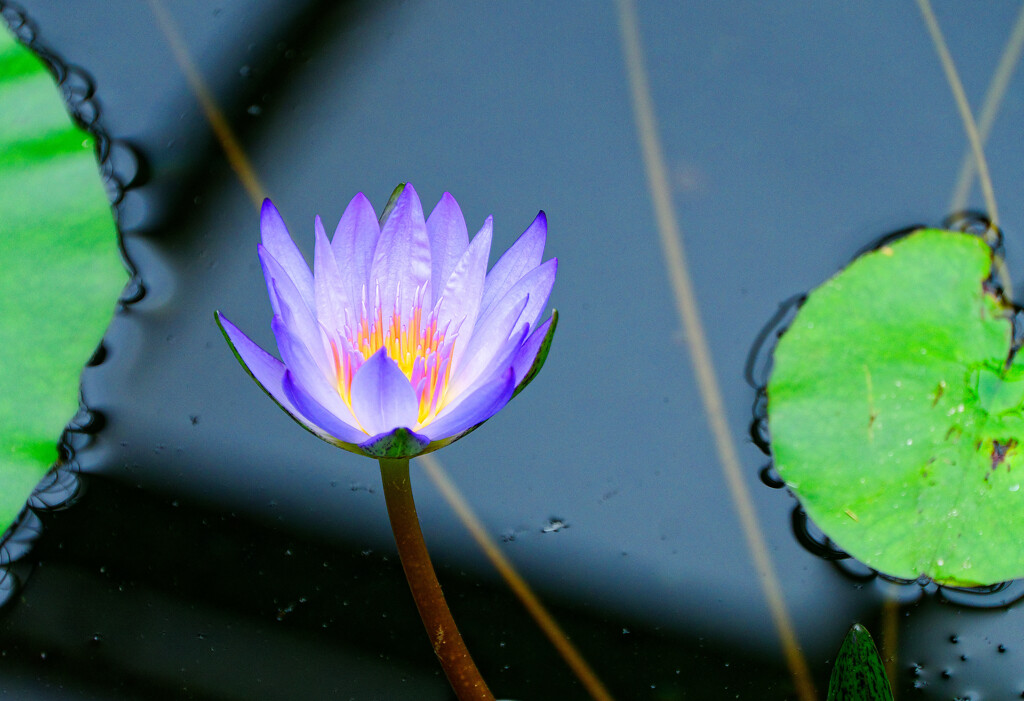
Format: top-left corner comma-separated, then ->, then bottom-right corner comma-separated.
217,184 -> 557,458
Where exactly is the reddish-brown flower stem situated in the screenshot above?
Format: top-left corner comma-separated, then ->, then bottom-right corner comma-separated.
379,458 -> 495,701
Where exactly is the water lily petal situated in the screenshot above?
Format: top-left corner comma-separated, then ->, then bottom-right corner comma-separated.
480,210 -> 546,317
270,277 -> 331,379
282,370 -> 367,446
259,243 -> 316,325
455,257 -> 556,385
332,192 -> 380,308
499,258 -> 557,339
426,192 -> 469,306
447,295 -> 529,397
369,184 -> 431,318
451,322 -> 529,404
217,312 -> 300,415
350,348 -> 419,436
271,315 -> 361,432
436,216 -> 492,369
427,367 -> 515,440
313,215 -> 348,331
260,199 -> 314,309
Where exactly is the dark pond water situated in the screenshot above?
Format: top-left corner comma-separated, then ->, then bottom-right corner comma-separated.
3,1 -> 1024,699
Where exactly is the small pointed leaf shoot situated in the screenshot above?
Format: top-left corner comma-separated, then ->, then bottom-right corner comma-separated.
827,624 -> 893,701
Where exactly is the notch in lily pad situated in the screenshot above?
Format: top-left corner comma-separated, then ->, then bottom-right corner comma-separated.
767,227 -> 1024,586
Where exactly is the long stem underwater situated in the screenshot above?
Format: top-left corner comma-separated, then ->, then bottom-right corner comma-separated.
378,458 -> 495,701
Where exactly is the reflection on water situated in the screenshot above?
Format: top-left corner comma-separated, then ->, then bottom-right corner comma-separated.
3,0 -> 1024,698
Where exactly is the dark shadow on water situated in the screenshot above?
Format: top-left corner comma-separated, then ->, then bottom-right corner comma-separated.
0,473 -> 798,699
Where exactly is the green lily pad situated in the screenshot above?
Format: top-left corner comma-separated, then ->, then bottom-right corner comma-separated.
0,25 -> 125,536
827,624 -> 893,701
767,229 -> 1024,586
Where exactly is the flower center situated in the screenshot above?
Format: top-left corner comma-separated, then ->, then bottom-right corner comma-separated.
331,285 -> 456,426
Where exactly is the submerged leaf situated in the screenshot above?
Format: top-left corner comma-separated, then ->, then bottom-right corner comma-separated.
827,624 -> 893,701
768,229 -> 1024,585
0,26 -> 125,535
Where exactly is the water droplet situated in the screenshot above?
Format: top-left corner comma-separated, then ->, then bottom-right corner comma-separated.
1010,484 -> 1020,492
541,518 -> 569,533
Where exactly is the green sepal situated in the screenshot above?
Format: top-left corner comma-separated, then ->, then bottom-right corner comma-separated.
378,183 -> 406,227
360,427 -> 431,458
512,309 -> 558,399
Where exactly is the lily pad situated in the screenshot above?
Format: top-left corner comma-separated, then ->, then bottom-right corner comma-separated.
827,624 -> 893,701
767,228 -> 1024,586
0,25 -> 125,536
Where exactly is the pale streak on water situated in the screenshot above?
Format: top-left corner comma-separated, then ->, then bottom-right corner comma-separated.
614,1 -> 818,700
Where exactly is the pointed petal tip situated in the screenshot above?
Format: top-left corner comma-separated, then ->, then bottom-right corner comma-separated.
475,215 -> 494,239
260,199 -> 286,232
215,310 -> 241,345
